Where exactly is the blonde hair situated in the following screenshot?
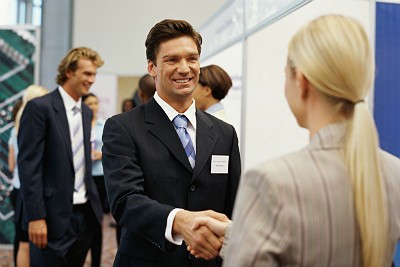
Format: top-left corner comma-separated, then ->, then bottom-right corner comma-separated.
56,47 -> 104,85
288,15 -> 388,267
15,85 -> 49,133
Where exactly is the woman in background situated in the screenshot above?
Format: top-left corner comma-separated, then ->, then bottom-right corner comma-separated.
191,15 -> 400,267
7,99 -> 22,267
193,64 -> 232,122
121,98 -> 135,113
82,93 -> 107,267
9,85 -> 48,267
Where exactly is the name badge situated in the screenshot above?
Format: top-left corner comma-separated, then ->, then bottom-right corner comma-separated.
211,155 -> 229,174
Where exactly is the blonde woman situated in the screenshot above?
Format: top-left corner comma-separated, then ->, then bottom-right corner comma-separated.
190,15 -> 400,267
8,85 -> 48,267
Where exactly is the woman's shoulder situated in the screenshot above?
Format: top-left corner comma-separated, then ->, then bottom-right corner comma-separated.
379,149 -> 400,164
96,117 -> 106,125
244,148 -> 310,183
379,149 -> 400,180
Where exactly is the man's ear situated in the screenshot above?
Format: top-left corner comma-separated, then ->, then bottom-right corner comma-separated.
295,69 -> 309,99
65,70 -> 73,79
204,86 -> 212,97
148,60 -> 156,77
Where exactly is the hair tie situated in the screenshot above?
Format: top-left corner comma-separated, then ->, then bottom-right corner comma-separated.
354,99 -> 364,105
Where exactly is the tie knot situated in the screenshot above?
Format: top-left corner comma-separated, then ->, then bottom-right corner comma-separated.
173,114 -> 188,129
72,106 -> 81,116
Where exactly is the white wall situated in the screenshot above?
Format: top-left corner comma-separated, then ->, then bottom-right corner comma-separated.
72,0 -> 226,76
243,0 -> 372,170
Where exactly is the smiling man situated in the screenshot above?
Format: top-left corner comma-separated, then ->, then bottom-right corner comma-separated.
18,47 -> 104,267
102,19 -> 241,267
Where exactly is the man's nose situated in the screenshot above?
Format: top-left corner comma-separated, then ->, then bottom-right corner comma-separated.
177,60 -> 190,73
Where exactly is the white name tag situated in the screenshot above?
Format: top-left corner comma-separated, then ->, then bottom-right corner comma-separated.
211,155 -> 229,174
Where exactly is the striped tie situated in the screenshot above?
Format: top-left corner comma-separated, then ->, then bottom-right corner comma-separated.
72,106 -> 85,192
173,115 -> 195,168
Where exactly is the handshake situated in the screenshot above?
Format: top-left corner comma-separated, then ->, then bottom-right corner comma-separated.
173,210 -> 232,260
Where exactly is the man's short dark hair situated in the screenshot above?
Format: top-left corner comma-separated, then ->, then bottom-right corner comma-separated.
145,19 -> 202,65
138,74 -> 156,98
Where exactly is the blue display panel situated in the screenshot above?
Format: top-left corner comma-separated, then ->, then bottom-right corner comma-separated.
375,2 -> 400,266
374,2 -> 400,157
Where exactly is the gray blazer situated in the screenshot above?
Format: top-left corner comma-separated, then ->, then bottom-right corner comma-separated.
223,122 -> 400,267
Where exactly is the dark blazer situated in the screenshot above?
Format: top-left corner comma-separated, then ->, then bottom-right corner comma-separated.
18,89 -> 102,238
102,98 -> 241,267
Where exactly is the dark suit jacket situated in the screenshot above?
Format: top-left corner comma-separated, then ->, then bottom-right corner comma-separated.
102,98 -> 241,267
18,89 -> 102,238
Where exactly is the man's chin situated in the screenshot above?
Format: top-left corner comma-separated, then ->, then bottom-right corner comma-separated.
81,88 -> 91,96
176,86 -> 195,95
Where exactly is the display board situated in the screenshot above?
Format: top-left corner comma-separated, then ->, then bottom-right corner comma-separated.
0,25 -> 39,244
374,2 -> 400,157
374,2 -> 400,265
244,0 -> 371,169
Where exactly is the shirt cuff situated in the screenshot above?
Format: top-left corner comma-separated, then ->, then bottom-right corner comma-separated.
165,208 -> 184,245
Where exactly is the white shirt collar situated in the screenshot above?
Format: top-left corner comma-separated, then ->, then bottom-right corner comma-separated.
58,85 -> 82,111
154,92 -> 196,130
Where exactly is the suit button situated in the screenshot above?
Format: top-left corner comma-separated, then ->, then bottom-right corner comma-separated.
190,185 -> 196,191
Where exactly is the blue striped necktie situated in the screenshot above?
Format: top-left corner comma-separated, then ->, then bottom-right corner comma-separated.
173,115 -> 195,168
72,106 -> 85,192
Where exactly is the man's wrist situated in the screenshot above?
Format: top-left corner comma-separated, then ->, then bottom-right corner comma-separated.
165,208 -> 184,245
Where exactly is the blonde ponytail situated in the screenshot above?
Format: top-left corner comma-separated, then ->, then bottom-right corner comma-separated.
345,102 -> 388,267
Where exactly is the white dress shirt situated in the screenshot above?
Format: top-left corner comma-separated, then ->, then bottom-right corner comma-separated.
59,86 -> 87,204
153,92 -> 196,245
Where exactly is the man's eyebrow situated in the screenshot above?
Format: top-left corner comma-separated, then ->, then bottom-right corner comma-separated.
161,52 -> 199,58
161,54 -> 176,58
187,52 -> 200,56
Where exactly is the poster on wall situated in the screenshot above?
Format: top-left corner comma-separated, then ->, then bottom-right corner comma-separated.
0,25 -> 39,245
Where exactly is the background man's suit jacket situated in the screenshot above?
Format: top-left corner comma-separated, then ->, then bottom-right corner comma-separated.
222,122 -> 400,267
18,89 -> 102,238
102,98 -> 241,267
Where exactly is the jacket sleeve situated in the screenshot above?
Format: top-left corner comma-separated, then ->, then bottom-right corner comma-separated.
102,116 -> 175,251
225,125 -> 241,218
222,167 -> 288,267
18,100 -> 47,221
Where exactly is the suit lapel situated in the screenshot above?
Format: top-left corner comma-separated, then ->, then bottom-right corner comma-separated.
82,104 -> 93,186
145,99 -> 193,172
52,89 -> 73,164
191,111 -> 218,182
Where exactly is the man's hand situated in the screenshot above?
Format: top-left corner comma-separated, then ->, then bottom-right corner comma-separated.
188,216 -> 231,259
29,219 -> 48,249
192,216 -> 230,238
173,210 -> 228,260
91,150 -> 102,161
